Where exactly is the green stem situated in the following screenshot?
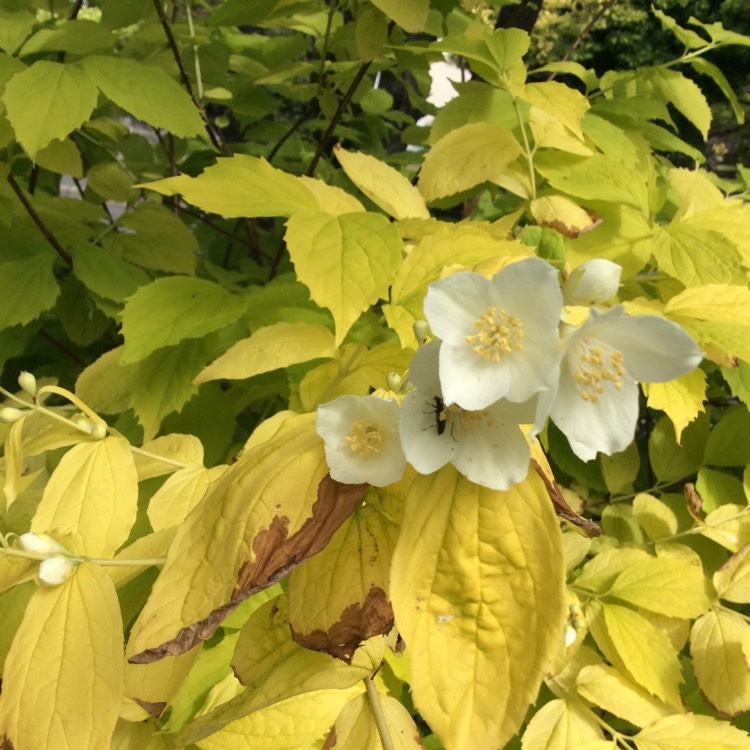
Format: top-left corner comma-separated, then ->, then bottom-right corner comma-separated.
510,92 -> 536,201
185,0 -> 204,101
2,545 -> 165,568
365,676 -> 396,750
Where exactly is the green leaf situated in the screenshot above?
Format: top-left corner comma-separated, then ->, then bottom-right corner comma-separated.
71,244 -> 151,302
120,276 -> 246,364
370,0 -> 428,33
3,61 -> 98,159
79,56 -> 205,138
20,19 -> 116,56
652,8 -> 708,49
704,405 -> 750,467
195,322 -> 337,384
0,245 -> 59,329
140,155 -> 318,218
649,68 -> 712,140
519,80 -> 589,139
723,361 -> 750,409
418,122 -> 523,202
109,204 -> 197,275
648,412 -> 709,483
35,138 -> 83,177
390,468 -> 566,749
76,347 -> 137,416
207,0 -> 277,26
355,5 -> 388,60
0,10 -> 35,55
690,58 -> 745,124
285,211 -> 402,345
130,339 -> 210,441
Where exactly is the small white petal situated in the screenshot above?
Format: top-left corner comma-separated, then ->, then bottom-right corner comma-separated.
399,390 -> 456,474
38,556 -> 76,586
563,259 -> 621,306
18,533 -> 66,556
316,396 -> 406,487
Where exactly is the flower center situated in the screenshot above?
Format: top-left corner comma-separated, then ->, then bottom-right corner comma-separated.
346,420 -> 384,455
465,307 -> 524,361
438,402 -> 492,438
571,339 -> 626,403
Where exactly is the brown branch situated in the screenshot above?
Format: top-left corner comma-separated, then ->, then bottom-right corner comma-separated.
306,61 -> 372,177
40,330 -> 87,369
7,173 -> 72,266
151,0 -> 229,155
548,0 -> 617,80
268,106 -> 316,164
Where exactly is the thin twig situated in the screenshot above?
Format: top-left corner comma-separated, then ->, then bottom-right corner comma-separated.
306,61 -> 372,176
151,0 -> 228,154
549,0 -> 616,80
267,106 -> 315,164
7,173 -> 72,266
39,331 -> 87,369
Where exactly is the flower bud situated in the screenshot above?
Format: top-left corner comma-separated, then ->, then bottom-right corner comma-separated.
38,556 -> 77,586
0,407 -> 25,423
563,259 -> 622,306
18,532 -> 66,556
385,372 -> 402,392
90,423 -> 108,440
412,319 -> 429,345
18,371 -> 37,397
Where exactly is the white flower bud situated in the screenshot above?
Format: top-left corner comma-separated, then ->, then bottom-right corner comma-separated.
563,259 -> 622,306
38,556 -> 77,586
412,319 -> 429,345
0,407 -> 25,423
18,371 -> 37,397
18,532 -> 66,556
385,372 -> 402,392
90,423 -> 108,440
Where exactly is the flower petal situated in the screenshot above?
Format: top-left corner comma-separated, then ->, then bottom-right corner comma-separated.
563,259 -> 621,306
38,556 -> 76,586
399,390 -> 456,474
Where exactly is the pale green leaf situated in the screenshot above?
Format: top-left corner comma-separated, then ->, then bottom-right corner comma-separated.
390,468 -> 566,749
370,0 -> 428,32
0,10 -> 35,55
587,602 -> 683,706
80,55 -> 205,138
690,58 -> 744,124
648,413 -> 709,484
521,699 -> 605,750
575,664 -> 676,728
635,712 -> 750,749
650,68 -> 712,140
575,548 -> 653,594
519,81 -> 589,139
20,19 -> 115,56
723,361 -> 750,409
71,243 -> 151,302
645,368 -> 707,442
0,565 -> 123,750
75,346 -> 137,416
139,155 -> 318,218
120,276 -> 245,364
418,122 -> 523,202
334,145 -> 429,219
298,175 -> 365,215
653,225 -> 745,288
600,443 -> 640,495
633,493 -> 679,541
713,544 -> 750,603
2,61 -> 98,159
652,8 -> 708,49
355,5 -> 388,60
194,322 -> 337,384
35,137 -> 83,177
85,161 -> 134,202
31,436 -> 138,557
285,211 -> 402,345
134,433 -> 205,480
690,609 -> 750,717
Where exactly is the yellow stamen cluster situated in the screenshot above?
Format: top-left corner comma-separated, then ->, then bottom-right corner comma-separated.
572,341 -> 626,403
444,404 -> 492,438
465,307 -> 524,361
346,420 -> 384,455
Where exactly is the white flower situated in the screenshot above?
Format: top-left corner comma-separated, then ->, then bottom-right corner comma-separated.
18,532 -> 66,556
563,259 -> 621,306
423,257 -> 563,410
550,306 -> 703,461
399,342 -> 532,490
316,395 -> 406,487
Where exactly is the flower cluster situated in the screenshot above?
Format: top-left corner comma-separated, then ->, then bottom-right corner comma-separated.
316,257 -> 703,490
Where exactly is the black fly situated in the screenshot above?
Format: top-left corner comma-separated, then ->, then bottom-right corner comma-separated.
431,396 -> 447,436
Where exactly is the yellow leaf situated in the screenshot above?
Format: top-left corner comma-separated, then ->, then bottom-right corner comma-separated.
334,146 -> 429,220
194,322 -> 337,384
702,504 -> 750,553
191,688 -> 362,750
521,699 -> 605,750
288,503 -> 398,661
634,713 -> 750,749
575,664 -> 677,727
0,564 -> 123,750
587,602 -> 683,707
75,346 -> 137,416
390,468 -> 566,749
714,543 -> 750,603
124,649 -> 200,707
0,555 -> 34,594
607,555 -> 710,618
179,594 -> 371,745
418,122 -> 523,202
324,691 -> 424,749
665,284 -> 750,326
529,107 -> 594,156
633,493 -> 679,541
690,609 -> 750,717
110,719 -> 175,750
645,368 -> 707,442
134,433 -> 204,480
128,414 -> 366,661
147,464 -> 227,531
667,167 -> 725,222
107,527 -> 176,588
519,81 -> 590,139
530,195 -> 597,238
285,211 -> 402,345
31,436 -> 138,556
2,417 -> 24,509
299,175 -> 365,215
